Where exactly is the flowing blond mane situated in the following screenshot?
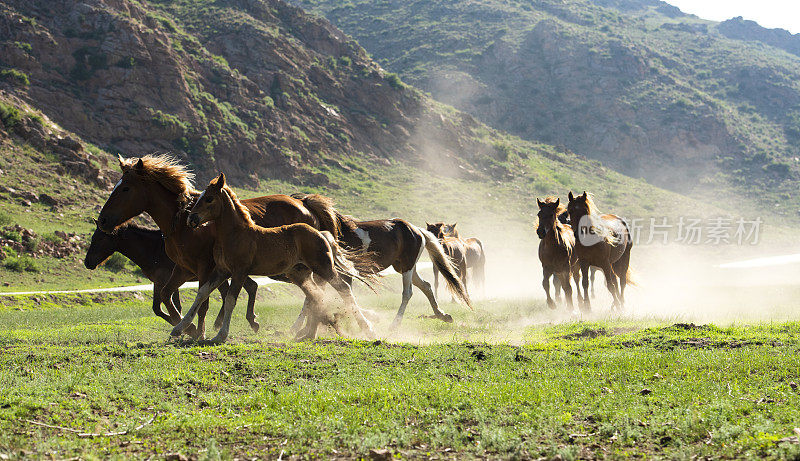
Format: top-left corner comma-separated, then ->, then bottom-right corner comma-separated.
121,154 -> 197,196
542,196 -> 574,255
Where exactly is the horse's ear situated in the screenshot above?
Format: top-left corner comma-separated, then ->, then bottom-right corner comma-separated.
451,222 -> 457,229
218,172 -> 226,188
568,191 -> 574,202
117,154 -> 126,170
555,198 -> 560,207
581,191 -> 587,199
537,198 -> 544,208
426,222 -> 431,227
134,158 -> 145,173
93,218 -> 99,227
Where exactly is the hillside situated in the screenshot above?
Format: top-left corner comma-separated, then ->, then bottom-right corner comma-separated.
293,0 -> 800,211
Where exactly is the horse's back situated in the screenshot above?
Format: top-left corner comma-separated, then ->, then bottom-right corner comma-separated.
242,195 -> 316,229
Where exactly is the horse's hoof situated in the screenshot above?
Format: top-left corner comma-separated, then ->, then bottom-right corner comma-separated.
546,299 -> 557,310
250,321 -> 260,334
170,326 -> 183,337
389,318 -> 402,331
439,313 -> 454,323
213,320 -> 224,330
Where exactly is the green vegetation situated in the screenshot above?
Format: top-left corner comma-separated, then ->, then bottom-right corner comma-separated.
0,102 -> 22,128
2,289 -> 800,458
0,68 -> 30,86
3,254 -> 39,272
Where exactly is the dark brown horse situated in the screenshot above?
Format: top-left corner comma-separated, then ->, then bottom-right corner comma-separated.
83,222 -> 258,329
425,222 -> 486,297
535,197 -> 581,313
566,191 -> 634,311
96,155 -> 342,339
289,206 -> 472,330
175,173 -> 376,342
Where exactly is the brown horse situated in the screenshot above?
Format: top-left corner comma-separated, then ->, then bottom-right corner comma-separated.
297,209 -> 473,330
83,222 -> 258,328
426,222 -> 486,297
535,197 -> 581,313
174,173 -> 376,342
566,191 -> 634,311
96,155 -> 342,339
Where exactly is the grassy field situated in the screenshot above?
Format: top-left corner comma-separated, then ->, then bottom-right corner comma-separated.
2,278 -> 800,460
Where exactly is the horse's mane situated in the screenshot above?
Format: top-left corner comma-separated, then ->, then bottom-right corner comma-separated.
116,222 -> 161,237
221,185 -> 257,228
542,196 -> 574,255
122,154 -> 197,197
574,193 -> 618,245
335,210 -> 360,233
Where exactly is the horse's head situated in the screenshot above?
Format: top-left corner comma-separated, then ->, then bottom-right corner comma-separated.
443,223 -> 458,238
426,222 -> 446,239
567,191 -> 591,224
536,197 -> 560,239
97,156 -> 149,233
84,219 -> 118,269
188,173 -> 226,229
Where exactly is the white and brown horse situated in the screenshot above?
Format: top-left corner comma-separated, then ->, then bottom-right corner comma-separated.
425,222 -> 486,298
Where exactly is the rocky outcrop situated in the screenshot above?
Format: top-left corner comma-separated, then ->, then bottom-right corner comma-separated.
718,17 -> 800,58
0,0 -> 500,185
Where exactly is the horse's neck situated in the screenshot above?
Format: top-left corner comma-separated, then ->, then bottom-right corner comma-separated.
142,185 -> 184,236
114,229 -> 162,271
216,190 -> 252,240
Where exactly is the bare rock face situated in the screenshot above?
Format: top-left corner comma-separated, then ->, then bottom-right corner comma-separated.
0,0 -> 491,185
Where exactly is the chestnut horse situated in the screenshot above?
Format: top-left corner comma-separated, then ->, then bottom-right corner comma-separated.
96,155 -> 341,339
566,191 -> 634,311
425,222 -> 486,297
83,222 -> 258,328
175,173 -> 376,342
535,197 -> 581,313
289,206 -> 472,330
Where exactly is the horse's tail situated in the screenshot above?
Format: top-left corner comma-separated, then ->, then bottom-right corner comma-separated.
625,267 -> 638,286
320,231 -> 379,292
419,227 -> 473,310
295,193 -> 341,239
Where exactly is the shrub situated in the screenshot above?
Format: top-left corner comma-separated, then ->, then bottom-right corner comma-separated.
114,56 -> 136,68
23,237 -> 40,253
4,255 -> 40,273
0,102 -> 22,129
103,253 -> 129,272
0,69 -> 30,86
0,211 -> 11,226
385,72 -> 404,89
13,42 -> 32,53
1,229 -> 21,242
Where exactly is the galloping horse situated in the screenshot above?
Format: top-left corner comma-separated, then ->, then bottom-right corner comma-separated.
289,204 -> 472,329
84,222 -> 258,329
174,173 -> 376,342
96,155 -> 343,339
535,197 -> 580,313
425,222 -> 486,297
566,191 -> 634,311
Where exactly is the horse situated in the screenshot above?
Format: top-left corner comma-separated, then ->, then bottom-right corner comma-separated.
288,206 -> 472,330
566,191 -> 634,311
173,173 -> 377,343
95,154 -> 344,339
83,222 -> 258,329
535,197 -> 581,313
425,222 -> 486,297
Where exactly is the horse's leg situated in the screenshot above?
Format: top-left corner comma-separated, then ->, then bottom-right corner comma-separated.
288,270 -> 326,340
243,277 -> 260,333
580,262 -> 591,313
389,270 -> 414,330
328,275 -> 375,339
590,267 -> 597,298
171,291 -> 182,315
412,268 -> 452,323
542,268 -> 556,310
209,275 -> 245,344
612,246 -> 632,309
432,264 -> 439,299
571,264 -> 584,307
558,270 -> 576,315
170,269 -> 229,338
553,273 -> 562,304
213,280 -> 230,330
160,267 -> 200,337
600,263 -> 622,310
150,283 -> 171,324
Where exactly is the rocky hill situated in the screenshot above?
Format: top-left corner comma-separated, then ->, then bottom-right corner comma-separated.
293,0 -> 800,204
0,0 -> 520,186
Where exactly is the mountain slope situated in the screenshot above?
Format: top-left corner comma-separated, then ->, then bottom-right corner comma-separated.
293,0 -> 800,209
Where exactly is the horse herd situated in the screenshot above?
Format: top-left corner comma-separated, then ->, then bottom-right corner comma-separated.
84,154 -> 633,343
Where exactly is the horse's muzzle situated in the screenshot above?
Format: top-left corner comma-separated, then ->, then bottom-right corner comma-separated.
187,213 -> 200,229
536,228 -> 546,239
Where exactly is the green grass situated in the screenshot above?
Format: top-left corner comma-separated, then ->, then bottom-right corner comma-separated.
2,286 -> 800,459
